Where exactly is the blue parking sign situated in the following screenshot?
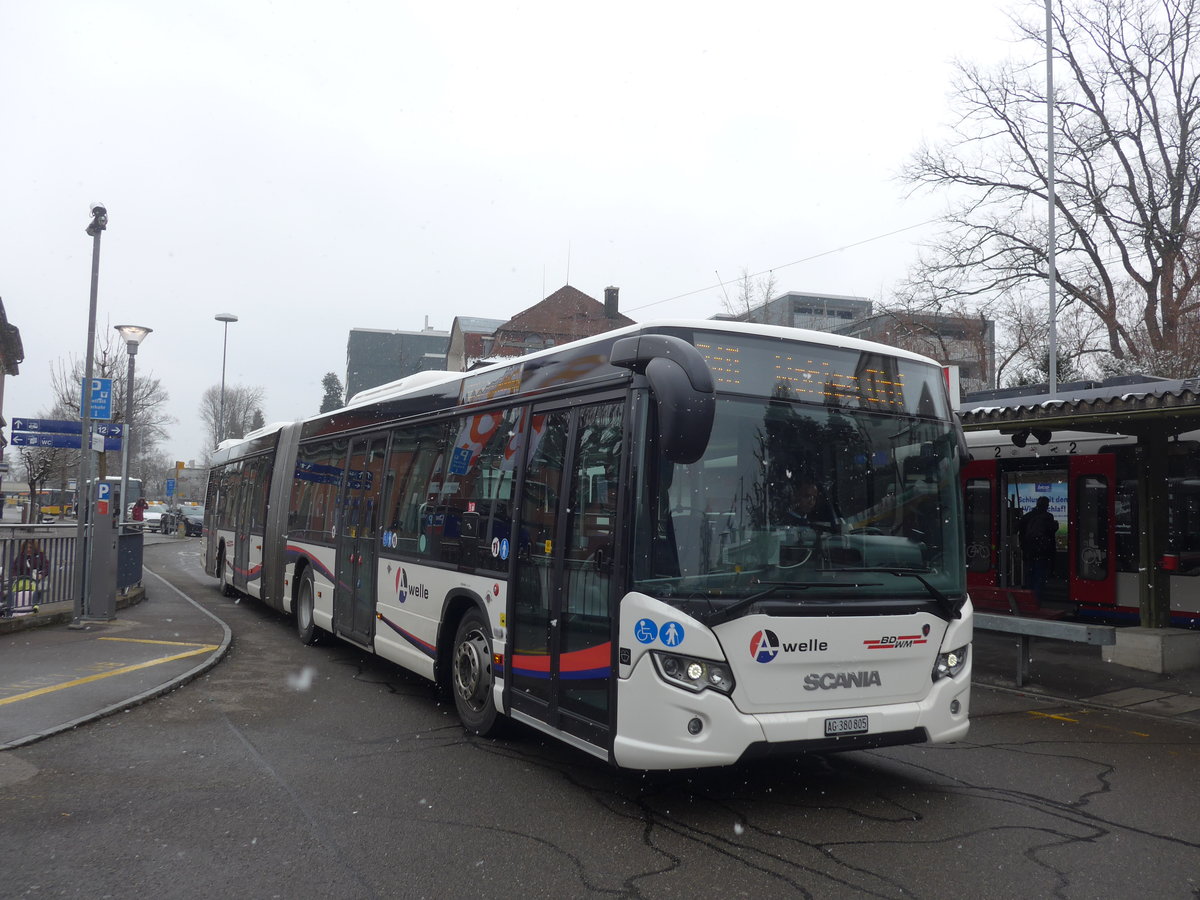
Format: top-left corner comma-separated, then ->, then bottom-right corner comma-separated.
81,377 -> 114,420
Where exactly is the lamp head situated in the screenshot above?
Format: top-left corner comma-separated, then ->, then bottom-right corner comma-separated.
214,313 -> 238,324
86,203 -> 108,235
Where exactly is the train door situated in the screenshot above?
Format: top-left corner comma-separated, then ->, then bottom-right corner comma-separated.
510,400 -> 623,750
999,468 -> 1069,604
962,459 -> 998,590
334,434 -> 388,645
1068,454 -> 1117,608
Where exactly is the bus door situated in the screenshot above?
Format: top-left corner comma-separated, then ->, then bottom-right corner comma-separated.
334,435 -> 388,645
232,460 -> 259,595
1068,454 -> 1117,608
511,400 -> 623,749
962,458 -> 998,591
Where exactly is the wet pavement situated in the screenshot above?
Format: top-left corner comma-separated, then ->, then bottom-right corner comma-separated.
0,549 -> 230,749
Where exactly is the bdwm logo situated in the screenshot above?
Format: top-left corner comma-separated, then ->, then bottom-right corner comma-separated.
750,629 -> 780,663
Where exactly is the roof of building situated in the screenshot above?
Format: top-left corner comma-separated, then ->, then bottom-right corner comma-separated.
450,317 -> 506,335
959,375 -> 1200,435
494,285 -> 634,340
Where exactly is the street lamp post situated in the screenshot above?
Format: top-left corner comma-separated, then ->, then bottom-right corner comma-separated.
215,313 -> 238,444
114,325 -> 152,525
73,204 -> 107,626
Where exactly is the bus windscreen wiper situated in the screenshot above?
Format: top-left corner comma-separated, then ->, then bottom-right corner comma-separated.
698,580 -> 880,627
818,567 -> 964,619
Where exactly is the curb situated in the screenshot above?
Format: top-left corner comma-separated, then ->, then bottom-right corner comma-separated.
0,572 -> 231,751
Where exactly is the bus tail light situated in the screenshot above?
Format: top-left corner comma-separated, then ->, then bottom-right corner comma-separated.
651,651 -> 735,695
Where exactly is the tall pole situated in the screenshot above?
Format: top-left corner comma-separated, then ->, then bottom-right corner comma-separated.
73,204 -> 107,625
115,326 -> 151,525
120,349 -> 134,518
215,313 -> 237,445
1046,0 -> 1059,396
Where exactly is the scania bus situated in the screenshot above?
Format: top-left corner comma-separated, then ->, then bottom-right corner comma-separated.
204,320 -> 971,769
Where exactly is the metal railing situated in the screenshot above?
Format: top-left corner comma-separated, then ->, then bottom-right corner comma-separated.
0,522 -> 144,610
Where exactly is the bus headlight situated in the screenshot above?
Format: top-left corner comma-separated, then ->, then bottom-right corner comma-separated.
651,651 -> 735,695
932,644 -> 969,681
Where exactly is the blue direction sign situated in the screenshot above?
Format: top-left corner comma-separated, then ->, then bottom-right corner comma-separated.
10,417 -> 123,437
10,432 -> 121,451
80,377 -> 114,420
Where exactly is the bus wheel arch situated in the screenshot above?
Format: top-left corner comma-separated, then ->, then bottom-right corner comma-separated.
444,598 -> 502,736
294,560 -> 321,645
217,545 -> 234,597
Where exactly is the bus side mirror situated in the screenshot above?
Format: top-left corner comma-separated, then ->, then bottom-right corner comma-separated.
610,334 -> 716,465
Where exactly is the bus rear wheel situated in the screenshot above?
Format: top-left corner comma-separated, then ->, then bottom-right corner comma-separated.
218,550 -> 234,597
452,608 -> 500,736
296,569 -> 321,645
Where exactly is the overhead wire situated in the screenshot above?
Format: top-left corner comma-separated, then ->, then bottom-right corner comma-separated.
626,218 -> 943,313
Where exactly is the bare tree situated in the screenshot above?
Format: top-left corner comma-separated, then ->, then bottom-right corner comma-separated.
16,442 -> 70,523
902,0 -> 1200,378
47,326 -> 174,480
200,383 -> 266,456
720,268 -> 778,322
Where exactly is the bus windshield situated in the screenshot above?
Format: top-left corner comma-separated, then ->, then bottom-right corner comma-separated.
633,392 -> 964,613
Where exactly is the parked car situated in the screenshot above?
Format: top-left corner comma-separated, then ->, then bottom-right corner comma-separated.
140,501 -> 168,528
161,505 -> 204,536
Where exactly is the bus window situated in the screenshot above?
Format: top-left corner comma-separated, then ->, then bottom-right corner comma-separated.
291,439 -> 345,543
384,422 -> 448,559
428,410 -> 520,569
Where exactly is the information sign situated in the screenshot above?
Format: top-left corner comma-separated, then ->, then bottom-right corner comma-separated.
80,378 -> 114,420
10,432 -> 122,451
10,418 -> 122,437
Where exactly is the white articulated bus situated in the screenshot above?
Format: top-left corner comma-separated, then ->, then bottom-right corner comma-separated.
204,320 -> 971,769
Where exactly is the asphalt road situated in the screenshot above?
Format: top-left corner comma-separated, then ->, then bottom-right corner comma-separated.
1,539 -> 1198,898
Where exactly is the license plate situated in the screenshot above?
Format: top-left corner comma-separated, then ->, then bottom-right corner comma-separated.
824,715 -> 868,736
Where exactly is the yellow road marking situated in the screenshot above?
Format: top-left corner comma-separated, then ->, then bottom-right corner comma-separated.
1028,711 -> 1080,724
0,643 -> 219,706
99,637 -> 208,647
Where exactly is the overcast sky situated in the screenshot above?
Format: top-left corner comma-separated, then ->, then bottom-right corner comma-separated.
1,0 -> 1016,469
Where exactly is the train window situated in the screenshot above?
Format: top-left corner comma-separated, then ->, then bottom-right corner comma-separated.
1075,475 -> 1109,581
964,478 -> 992,573
1168,472 -> 1200,575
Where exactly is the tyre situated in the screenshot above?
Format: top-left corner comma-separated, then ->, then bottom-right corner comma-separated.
296,568 -> 321,645
218,549 -> 235,597
451,607 -> 501,736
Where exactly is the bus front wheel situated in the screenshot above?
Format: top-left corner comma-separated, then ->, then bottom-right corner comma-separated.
296,570 -> 321,646
452,608 -> 500,736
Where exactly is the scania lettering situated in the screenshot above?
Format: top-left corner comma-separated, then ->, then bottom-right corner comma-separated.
204,320 -> 971,770
804,670 -> 884,691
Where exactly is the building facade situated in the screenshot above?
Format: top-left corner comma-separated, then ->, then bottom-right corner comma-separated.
344,324 -> 450,401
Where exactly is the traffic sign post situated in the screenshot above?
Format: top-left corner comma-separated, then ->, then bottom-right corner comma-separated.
87,479 -> 118,620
